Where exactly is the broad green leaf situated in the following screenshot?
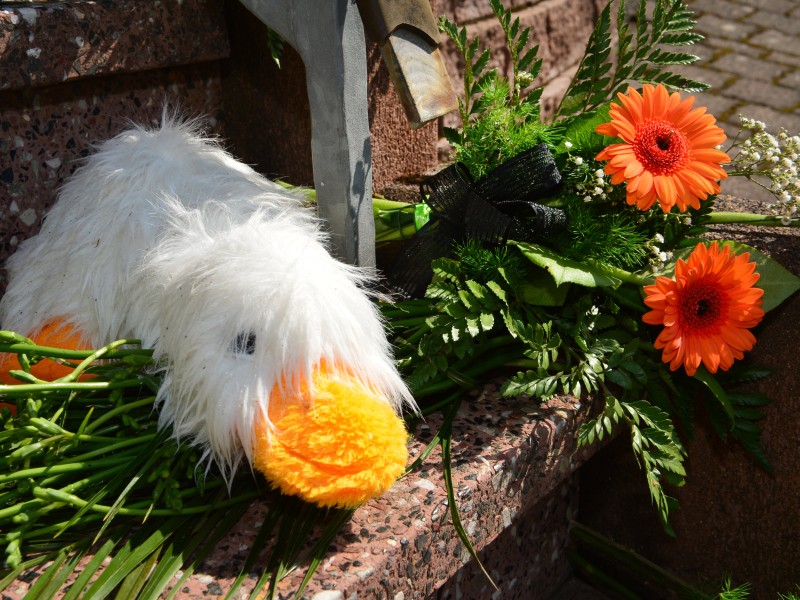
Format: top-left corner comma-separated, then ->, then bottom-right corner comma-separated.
555,103 -> 613,155
517,266 -> 571,306
694,367 -> 735,426
510,241 -> 621,288
718,241 -> 800,313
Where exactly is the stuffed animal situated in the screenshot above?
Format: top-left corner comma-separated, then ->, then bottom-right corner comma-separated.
0,117 -> 415,508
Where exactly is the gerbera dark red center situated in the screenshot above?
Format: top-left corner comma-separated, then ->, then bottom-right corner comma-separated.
680,281 -> 727,332
633,119 -> 690,174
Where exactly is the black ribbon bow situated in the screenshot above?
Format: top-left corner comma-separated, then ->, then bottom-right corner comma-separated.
386,143 -> 567,298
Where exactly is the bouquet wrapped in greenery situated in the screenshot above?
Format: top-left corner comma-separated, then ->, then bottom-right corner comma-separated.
2,0 -> 799,597
382,0 -> 799,536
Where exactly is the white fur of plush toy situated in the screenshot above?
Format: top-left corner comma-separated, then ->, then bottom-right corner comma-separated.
0,116 -> 415,490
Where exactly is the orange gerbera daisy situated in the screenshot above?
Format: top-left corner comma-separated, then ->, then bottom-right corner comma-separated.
643,241 -> 764,376
596,84 -> 729,213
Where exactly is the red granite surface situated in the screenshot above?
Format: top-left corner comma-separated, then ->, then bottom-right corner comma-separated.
180,383 -> 593,599
0,1 -> 230,293
0,0 -> 229,91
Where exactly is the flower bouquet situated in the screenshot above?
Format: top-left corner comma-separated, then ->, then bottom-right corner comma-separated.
2,0 -> 799,597
379,0 -> 799,539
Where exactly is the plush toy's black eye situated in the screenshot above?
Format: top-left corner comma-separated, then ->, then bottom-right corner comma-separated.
232,332 -> 257,355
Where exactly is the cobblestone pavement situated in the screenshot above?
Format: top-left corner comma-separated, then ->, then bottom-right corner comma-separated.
678,0 -> 800,202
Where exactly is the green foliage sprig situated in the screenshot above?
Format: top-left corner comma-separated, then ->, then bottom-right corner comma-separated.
384,240 -> 697,530
439,0 -> 556,178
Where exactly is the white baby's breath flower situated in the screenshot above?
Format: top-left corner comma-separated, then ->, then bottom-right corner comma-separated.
730,119 -> 800,223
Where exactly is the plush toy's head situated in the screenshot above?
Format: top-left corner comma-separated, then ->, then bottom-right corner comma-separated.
0,118 -> 415,508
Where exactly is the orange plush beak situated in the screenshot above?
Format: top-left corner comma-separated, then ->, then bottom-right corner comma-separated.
252,365 -> 409,508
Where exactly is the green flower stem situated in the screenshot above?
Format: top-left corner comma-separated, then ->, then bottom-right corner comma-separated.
400,326 -> 431,348
380,300 -> 436,323
2,433 -> 158,469
82,397 -> 156,435
372,197 -> 412,211
57,434 -> 159,465
603,286 -> 647,315
375,224 -> 419,243
386,317 -> 431,329
707,211 -> 798,227
0,378 -> 147,395
2,514 -> 106,546
0,464 -> 133,522
413,342 -> 524,398
569,522 -> 706,597
0,498 -> 48,522
275,180 -> 427,241
0,342 -> 151,362
58,339 -> 140,382
0,455 -> 133,483
3,478 -> 235,535
30,485 -> 260,518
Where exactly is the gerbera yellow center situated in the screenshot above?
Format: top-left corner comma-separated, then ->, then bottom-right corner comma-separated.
633,119 -> 690,175
680,281 -> 727,332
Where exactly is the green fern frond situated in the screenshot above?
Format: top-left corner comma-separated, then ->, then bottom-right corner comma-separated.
557,0 -> 708,118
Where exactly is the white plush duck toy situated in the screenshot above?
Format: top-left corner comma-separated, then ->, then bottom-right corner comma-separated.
0,116 -> 415,507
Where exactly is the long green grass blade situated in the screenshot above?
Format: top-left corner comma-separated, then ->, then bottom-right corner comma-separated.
115,549 -> 162,600
141,489 -> 255,600
224,496 -> 289,600
263,499 -> 324,598
22,549 -> 74,599
62,538 -> 119,600
81,518 -> 180,598
440,413 -> 497,590
0,553 -> 56,591
293,507 -> 355,599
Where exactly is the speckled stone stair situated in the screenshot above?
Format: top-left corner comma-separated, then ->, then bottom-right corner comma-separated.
166,383 -> 597,599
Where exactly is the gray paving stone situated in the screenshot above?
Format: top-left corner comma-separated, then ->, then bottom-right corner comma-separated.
671,63 -> 733,90
724,79 -> 799,111
778,68 -> 800,92
706,37 -> 766,58
768,51 -> 800,69
694,13 -> 760,41
687,0 -> 755,20
718,115 -> 748,140
684,41 -> 720,63
692,91 -> 742,123
749,30 -> 800,55
712,52 -> 784,82
720,175 -> 779,204
744,9 -> 800,36
737,0 -> 796,11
